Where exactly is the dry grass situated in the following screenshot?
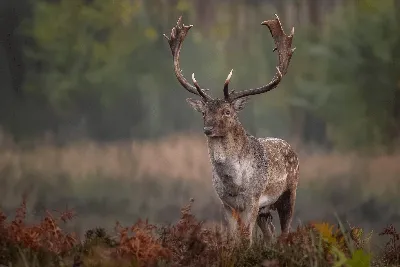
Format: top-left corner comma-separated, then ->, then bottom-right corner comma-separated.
1,133 -> 400,188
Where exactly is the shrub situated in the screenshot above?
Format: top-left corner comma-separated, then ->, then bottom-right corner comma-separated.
0,197 -> 396,266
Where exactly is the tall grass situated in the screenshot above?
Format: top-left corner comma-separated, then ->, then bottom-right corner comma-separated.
2,133 -> 400,185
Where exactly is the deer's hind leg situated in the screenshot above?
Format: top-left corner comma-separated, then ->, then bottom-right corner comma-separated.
256,206 -> 275,242
275,188 -> 296,236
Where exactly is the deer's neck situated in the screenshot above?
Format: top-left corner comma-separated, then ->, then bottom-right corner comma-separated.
207,124 -> 251,164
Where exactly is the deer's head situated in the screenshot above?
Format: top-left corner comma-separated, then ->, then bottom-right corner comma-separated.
186,97 -> 248,137
164,15 -> 295,138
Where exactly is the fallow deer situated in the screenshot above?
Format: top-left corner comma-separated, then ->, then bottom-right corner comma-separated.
164,14 -> 299,243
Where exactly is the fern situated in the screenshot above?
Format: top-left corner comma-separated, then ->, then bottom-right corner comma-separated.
346,249 -> 371,267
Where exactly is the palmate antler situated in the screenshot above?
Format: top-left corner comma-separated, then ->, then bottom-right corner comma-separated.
163,16 -> 212,101
164,14 -> 295,102
224,14 -> 296,102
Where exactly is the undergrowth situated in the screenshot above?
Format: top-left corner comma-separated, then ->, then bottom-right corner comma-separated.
0,197 -> 398,267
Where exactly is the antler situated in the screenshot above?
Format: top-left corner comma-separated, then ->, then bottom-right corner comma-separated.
224,14 -> 295,101
164,16 -> 212,101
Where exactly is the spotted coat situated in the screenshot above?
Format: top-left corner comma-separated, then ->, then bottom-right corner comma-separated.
207,122 -> 299,242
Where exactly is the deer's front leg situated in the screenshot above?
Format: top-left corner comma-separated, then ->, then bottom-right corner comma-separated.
223,202 -> 259,245
240,203 -> 259,245
223,203 -> 239,238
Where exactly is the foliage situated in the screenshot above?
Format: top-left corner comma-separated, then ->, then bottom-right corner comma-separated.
378,224 -> 400,265
0,196 -> 78,265
311,221 -> 373,266
115,220 -> 171,266
311,0 -> 400,150
312,221 -> 373,255
1,0 -> 399,151
22,0 -> 143,107
0,197 -> 398,267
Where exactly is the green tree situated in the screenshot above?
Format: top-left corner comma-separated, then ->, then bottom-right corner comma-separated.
20,0 -> 153,139
277,0 -> 400,151
316,0 -> 400,151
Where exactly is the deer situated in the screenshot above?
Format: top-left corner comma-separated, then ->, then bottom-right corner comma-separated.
164,14 -> 299,244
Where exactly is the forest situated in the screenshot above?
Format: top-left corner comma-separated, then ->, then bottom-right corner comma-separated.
0,0 -> 399,266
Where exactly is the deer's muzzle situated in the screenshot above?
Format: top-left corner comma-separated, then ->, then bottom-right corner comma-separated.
203,126 -> 214,136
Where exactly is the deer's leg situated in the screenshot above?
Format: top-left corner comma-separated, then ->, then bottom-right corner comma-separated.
240,204 -> 259,245
223,200 -> 259,245
257,206 -> 275,242
275,188 -> 296,236
223,203 -> 239,238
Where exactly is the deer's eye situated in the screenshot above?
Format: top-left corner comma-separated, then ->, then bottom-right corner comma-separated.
224,110 -> 231,116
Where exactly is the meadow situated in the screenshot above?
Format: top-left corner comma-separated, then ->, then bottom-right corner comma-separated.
0,133 -> 399,266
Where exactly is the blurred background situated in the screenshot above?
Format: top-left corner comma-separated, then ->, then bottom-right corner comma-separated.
0,0 -> 399,240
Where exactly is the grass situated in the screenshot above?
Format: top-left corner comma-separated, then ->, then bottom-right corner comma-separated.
1,133 -> 400,187
0,198 -> 399,267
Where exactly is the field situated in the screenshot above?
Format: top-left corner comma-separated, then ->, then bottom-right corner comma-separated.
0,134 -> 400,266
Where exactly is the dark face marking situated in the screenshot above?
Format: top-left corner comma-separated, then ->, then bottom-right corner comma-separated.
186,98 -> 249,137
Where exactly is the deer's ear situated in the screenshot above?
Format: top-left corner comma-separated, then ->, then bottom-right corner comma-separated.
186,98 -> 206,113
232,97 -> 249,112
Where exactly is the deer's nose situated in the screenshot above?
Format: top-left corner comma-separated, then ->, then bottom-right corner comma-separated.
203,126 -> 213,136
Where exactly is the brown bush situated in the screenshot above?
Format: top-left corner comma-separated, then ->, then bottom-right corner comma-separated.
0,196 -> 77,256
115,219 -> 171,266
379,224 -> 400,265
0,197 -> 396,267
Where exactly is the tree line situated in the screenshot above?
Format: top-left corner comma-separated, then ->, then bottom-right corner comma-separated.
0,0 -> 399,152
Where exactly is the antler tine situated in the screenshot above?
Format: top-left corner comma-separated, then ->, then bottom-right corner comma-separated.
192,73 -> 210,99
164,16 -> 212,101
227,14 -> 295,101
223,69 -> 233,100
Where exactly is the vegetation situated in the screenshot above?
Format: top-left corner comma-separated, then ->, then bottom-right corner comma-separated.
1,135 -> 399,233
0,198 -> 399,267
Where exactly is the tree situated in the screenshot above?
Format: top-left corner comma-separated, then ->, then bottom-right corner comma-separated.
314,0 -> 400,151
21,0 -> 156,140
